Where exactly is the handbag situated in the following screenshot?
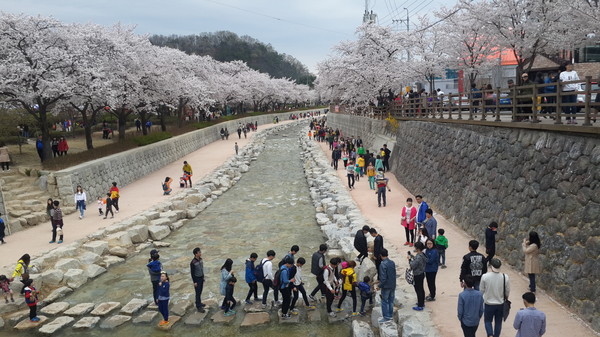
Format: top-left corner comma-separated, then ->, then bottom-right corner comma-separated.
502,273 -> 511,321
405,267 -> 414,285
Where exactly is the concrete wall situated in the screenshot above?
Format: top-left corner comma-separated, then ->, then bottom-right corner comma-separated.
327,113 -> 600,331
48,112 -> 297,205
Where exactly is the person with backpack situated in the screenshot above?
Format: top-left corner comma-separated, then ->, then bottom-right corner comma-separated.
278,257 -> 295,319
275,245 -> 299,305
146,249 -> 162,304
309,244 -> 327,301
321,258 -> 340,318
358,276 -> 373,316
460,240 -> 487,291
354,226 -> 370,263
11,254 -> 30,295
289,257 -> 315,314
245,253 -> 259,304
258,250 -> 277,309
336,260 -> 358,316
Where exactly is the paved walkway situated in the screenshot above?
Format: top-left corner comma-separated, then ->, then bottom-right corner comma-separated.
0,121 -> 291,275
317,141 -> 597,337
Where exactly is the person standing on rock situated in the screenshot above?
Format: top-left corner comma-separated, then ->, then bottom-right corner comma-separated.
23,279 -> 40,322
401,198 -> 418,246
460,240 -> 487,290
147,249 -> 162,304
480,258 -> 509,337
244,252 -> 259,305
279,257 -> 294,319
523,231 -> 541,293
309,244 -> 327,300
336,260 -> 358,316
485,222 -> 498,263
457,275 -> 484,337
378,249 -> 396,322
369,228 -> 384,280
109,182 -> 120,213
50,200 -> 64,244
190,247 -> 206,312
0,142 -> 10,171
182,161 -> 193,188
74,185 -> 87,219
220,259 -> 234,310
157,271 -> 170,326
354,225 -> 370,263
409,242 -> 427,311
289,257 -> 315,313
261,250 -> 277,309
321,258 -> 340,318
513,292 -> 546,337
0,213 -> 6,244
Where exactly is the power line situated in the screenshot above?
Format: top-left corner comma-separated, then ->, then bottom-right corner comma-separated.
201,0 -> 349,36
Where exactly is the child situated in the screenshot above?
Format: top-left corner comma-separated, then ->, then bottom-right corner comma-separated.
336,260 -> 358,316
358,276 -> 373,316
366,163 -> 376,190
289,257 -> 315,314
418,228 -> 429,245
158,271 -> 170,326
0,275 -> 14,303
104,193 -> 114,219
50,200 -> 64,244
354,163 -> 361,182
23,279 -> 40,322
223,276 -> 237,316
97,197 -> 104,216
435,228 -> 449,268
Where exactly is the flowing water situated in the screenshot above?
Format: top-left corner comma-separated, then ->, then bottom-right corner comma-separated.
5,124 -> 352,337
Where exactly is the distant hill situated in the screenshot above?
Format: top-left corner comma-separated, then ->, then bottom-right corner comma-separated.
149,31 -> 315,86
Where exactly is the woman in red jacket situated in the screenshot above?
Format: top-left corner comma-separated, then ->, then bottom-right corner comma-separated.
57,137 -> 69,156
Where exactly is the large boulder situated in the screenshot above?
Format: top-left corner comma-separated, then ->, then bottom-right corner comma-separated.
106,231 -> 132,248
82,241 -> 109,255
148,225 -> 170,240
78,252 -> 102,265
55,258 -> 81,272
127,225 -> 149,243
86,265 -> 107,279
109,246 -> 129,258
41,269 -> 64,286
353,320 -> 375,337
63,269 -> 88,288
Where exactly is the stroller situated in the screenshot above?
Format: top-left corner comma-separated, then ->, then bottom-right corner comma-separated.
180,173 -> 191,187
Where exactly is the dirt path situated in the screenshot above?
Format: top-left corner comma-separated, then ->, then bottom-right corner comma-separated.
317,141 -> 597,337
0,121 -> 291,274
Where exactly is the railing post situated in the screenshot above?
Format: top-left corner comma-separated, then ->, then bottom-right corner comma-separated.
495,87 -> 501,122
511,86 -> 518,122
555,82 -> 563,125
532,83 -> 539,122
458,94 -> 463,120
468,93 -> 474,120
481,90 -> 487,121
448,93 -> 453,119
440,95 -> 445,119
583,76 -> 592,126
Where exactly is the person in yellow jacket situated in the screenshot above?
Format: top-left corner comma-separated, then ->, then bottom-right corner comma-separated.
357,155 -> 365,177
11,254 -> 30,295
335,260 -> 358,316
182,161 -> 193,188
366,163 -> 376,190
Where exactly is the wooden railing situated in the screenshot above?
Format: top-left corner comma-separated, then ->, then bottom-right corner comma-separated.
332,76 -> 600,133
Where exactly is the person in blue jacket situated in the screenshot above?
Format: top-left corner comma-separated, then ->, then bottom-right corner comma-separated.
279,257 -> 294,319
146,249 -> 162,304
35,136 -> 44,162
245,253 -> 259,304
157,271 -> 170,326
415,195 -> 429,225
424,239 -> 439,302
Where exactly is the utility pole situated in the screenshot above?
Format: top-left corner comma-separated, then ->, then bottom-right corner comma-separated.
363,0 -> 377,24
392,8 -> 410,61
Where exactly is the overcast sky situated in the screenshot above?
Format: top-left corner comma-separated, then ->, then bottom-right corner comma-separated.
0,0 -> 452,73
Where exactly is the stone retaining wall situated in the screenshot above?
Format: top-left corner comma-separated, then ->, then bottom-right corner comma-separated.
327,113 -> 600,331
48,112 -> 295,206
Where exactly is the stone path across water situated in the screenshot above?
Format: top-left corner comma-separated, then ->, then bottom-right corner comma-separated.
317,140 -> 598,337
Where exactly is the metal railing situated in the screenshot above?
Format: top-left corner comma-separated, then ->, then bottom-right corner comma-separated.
333,76 -> 600,133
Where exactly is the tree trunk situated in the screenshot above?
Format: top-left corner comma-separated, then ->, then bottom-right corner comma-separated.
39,106 -> 52,161
139,111 -> 148,135
117,109 -> 127,141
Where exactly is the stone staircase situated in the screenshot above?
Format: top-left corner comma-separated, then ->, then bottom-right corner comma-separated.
0,170 -> 74,234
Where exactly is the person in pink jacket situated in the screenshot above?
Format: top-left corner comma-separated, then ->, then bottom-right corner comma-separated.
401,198 -> 417,247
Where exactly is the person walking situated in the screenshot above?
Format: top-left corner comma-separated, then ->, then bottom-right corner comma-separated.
480,258 -> 510,337
336,260 -> 358,316
219,259 -> 234,310
234,142 -> 239,155
74,185 -> 87,219
366,162 -> 376,189
0,143 -> 10,171
321,258 -> 340,318
332,147 -> 341,170
51,137 -> 59,157
279,257 -> 294,319
190,247 -> 206,312
289,257 -> 315,313
109,182 -> 120,213
354,225 -> 370,263
260,250 -> 277,308
382,144 -> 391,172
346,160 -> 355,189
309,244 -> 327,300
223,277 -> 237,316
104,193 -> 114,219
244,252 -> 259,304
182,161 -> 193,188
50,200 -> 64,244
523,231 -> 542,293
409,242 -> 427,311
369,228 -> 384,280
513,292 -> 546,337
378,249 -> 396,322
457,275 -> 484,337
424,239 -> 439,302
375,169 -> 391,207
459,240 -> 487,290
57,136 -> 69,156
0,213 -> 6,244
485,222 -> 498,263
147,249 -> 162,304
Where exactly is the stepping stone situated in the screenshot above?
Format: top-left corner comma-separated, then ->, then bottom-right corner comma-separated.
170,299 -> 192,316
14,316 -> 48,330
329,312 -> 348,323
244,302 -> 271,312
64,303 -> 95,316
308,309 -> 322,322
210,310 -> 235,323
278,309 -> 300,324
7,310 -> 30,325
155,315 -> 181,330
99,314 -> 131,329
379,320 -> 399,337
240,312 -> 270,327
183,311 -> 208,325
0,317 -> 4,328
73,316 -> 100,329
120,298 -> 148,315
147,303 -> 158,310
133,311 -> 159,324
44,287 -> 73,303
40,302 -> 70,316
38,316 -> 74,334
91,302 -> 121,316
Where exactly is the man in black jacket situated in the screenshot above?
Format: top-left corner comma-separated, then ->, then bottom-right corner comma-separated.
354,225 -> 370,263
332,147 -> 341,170
370,228 -> 384,280
309,244 -> 327,300
459,240 -> 487,290
190,247 -> 206,312
485,222 -> 498,263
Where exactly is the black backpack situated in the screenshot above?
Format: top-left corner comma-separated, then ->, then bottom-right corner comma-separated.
254,259 -> 266,282
272,268 -> 283,289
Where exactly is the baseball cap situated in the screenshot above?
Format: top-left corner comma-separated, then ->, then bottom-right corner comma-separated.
150,249 -> 159,256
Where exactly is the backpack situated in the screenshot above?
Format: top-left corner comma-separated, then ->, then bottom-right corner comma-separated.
254,259 -> 266,282
272,268 -> 283,289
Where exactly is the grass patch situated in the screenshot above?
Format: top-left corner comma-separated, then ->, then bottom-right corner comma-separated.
131,131 -> 172,146
42,140 -> 138,170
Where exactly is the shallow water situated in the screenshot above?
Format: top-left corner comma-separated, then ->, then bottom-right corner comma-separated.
4,125 -> 352,337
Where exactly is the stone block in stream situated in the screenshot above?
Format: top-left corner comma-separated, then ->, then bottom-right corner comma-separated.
183,311 -> 207,325
308,309 -> 322,322
278,309 -> 299,324
91,302 -> 121,316
243,302 -> 271,312
148,225 -> 171,240
14,316 -> 48,330
72,316 -> 100,329
155,315 -> 181,331
44,286 -> 73,303
82,241 -> 109,256
40,302 -> 70,315
210,310 -> 235,323
133,310 -> 159,324
329,312 -> 349,323
170,299 -> 192,316
87,264 -> 107,278
64,303 -> 95,316
120,298 -> 149,315
379,320 -> 399,337
240,312 -> 270,327
99,314 -> 131,329
38,316 -> 75,334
